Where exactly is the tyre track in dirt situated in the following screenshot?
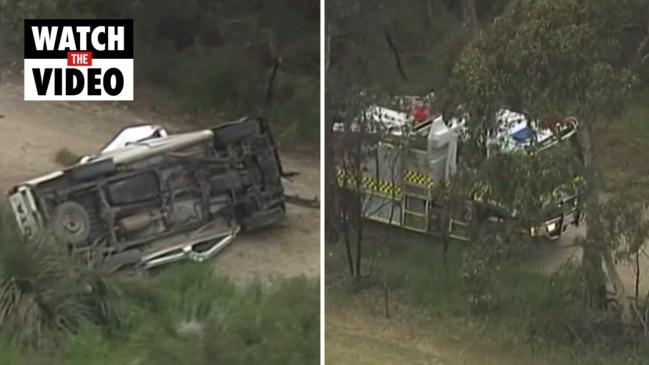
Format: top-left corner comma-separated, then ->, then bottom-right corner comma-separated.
0,78 -> 320,281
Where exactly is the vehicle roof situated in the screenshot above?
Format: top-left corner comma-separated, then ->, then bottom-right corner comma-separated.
333,102 -> 577,152
84,129 -> 214,165
12,129 -> 214,189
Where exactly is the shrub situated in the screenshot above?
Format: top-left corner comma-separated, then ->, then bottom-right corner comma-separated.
1,0 -> 319,146
0,212 -> 135,349
0,214 -> 320,364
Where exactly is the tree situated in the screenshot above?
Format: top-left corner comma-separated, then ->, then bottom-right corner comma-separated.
445,0 -> 639,316
596,186 -> 649,306
461,0 -> 478,27
326,84 -> 391,278
623,0 -> 649,66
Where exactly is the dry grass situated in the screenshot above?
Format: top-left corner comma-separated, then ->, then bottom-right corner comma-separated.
52,148 -> 81,167
594,94 -> 649,191
324,296 -> 570,365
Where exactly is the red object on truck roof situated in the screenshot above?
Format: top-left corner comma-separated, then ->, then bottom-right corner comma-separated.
411,106 -> 429,124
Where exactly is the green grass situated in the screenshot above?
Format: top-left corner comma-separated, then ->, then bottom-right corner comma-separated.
0,266 -> 320,365
325,234 -> 649,365
325,298 -> 578,365
0,216 -> 320,365
54,267 -> 319,365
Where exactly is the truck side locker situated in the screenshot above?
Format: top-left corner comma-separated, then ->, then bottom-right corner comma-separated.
427,200 -> 447,235
400,147 -> 433,233
448,200 -> 473,240
402,194 -> 428,232
358,141 -> 404,226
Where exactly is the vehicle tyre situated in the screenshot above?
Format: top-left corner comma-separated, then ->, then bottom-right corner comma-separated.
241,205 -> 286,231
52,201 -> 92,245
257,156 -> 281,183
215,118 -> 261,145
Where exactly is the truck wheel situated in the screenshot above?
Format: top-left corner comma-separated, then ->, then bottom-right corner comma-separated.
255,156 -> 281,186
52,201 -> 92,245
241,205 -> 286,231
215,118 -> 261,145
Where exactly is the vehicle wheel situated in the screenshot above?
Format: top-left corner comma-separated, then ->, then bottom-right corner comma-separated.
52,201 -> 92,245
104,249 -> 142,273
215,118 -> 261,145
255,156 -> 281,187
241,205 -> 286,231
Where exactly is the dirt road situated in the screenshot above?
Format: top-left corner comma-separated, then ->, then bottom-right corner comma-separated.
0,77 -> 320,281
533,211 -> 649,298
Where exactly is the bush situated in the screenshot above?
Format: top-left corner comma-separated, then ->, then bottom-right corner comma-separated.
0,213 -> 319,364
0,0 -> 319,146
326,234 -> 649,362
171,47 -> 263,114
0,212 -> 128,349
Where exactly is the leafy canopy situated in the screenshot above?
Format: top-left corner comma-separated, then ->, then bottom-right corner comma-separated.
442,0 -> 638,218
449,0 -> 636,126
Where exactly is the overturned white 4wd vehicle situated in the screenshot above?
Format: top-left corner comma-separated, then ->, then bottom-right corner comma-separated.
8,117 -> 288,271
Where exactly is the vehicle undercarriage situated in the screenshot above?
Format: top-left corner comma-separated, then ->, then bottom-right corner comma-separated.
12,117 -> 293,270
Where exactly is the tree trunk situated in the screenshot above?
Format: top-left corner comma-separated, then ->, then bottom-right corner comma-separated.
383,31 -> 408,81
324,117 -> 338,242
355,201 -> 363,277
578,121 -> 609,308
461,0 -> 477,28
635,251 -> 641,303
578,121 -> 635,322
342,205 -> 355,277
635,18 -> 649,64
602,249 -> 634,323
582,245 -> 607,308
325,24 -> 332,71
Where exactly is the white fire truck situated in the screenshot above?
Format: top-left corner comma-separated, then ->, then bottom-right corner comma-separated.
333,95 -> 585,241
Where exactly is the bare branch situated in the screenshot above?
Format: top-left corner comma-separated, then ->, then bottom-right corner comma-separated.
383,30 -> 408,82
